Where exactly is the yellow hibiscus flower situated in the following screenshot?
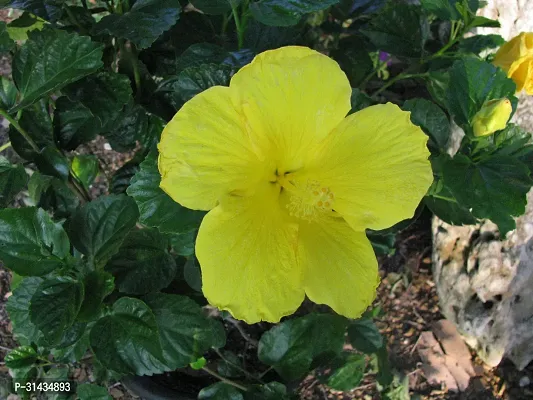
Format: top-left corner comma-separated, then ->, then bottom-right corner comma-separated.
493,32 -> 533,95
158,46 -> 432,324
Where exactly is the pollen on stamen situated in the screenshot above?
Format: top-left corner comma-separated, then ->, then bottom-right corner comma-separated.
286,180 -> 335,221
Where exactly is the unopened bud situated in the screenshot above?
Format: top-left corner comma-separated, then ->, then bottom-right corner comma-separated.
472,98 -> 512,137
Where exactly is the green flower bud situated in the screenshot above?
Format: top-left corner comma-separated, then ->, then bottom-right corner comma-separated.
472,98 -> 512,137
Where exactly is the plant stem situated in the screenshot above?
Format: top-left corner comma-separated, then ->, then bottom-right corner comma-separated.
231,2 -> 244,49
81,0 -> 88,9
228,318 -> 258,346
64,6 -> 89,36
372,72 -> 429,97
69,173 -> 90,203
202,366 -> 248,391
129,44 -> 142,99
430,193 -> 458,203
359,69 -> 378,92
0,108 -> 40,153
213,349 -> 264,384
0,141 -> 11,153
221,12 -> 230,36
257,366 -> 273,380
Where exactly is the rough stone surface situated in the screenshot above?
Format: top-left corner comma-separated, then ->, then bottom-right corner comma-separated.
432,0 -> 533,371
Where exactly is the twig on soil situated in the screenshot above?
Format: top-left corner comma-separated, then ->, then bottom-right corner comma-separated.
405,320 -> 425,330
411,307 -> 425,324
0,344 -> 12,352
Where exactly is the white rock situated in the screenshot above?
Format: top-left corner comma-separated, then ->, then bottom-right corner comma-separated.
432,0 -> 533,370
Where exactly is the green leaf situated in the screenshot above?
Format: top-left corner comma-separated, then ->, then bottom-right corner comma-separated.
492,124 -> 533,158
6,277 -> 44,344
190,0 -> 240,14
325,353 -> 366,391
0,156 -> 28,207
458,34 -> 504,54
53,97 -> 100,150
0,207 -> 69,275
349,88 -> 374,115
2,0 -> 63,22
361,3 -> 429,58
244,382 -> 288,400
35,145 -> 70,180
77,384 -> 112,400
403,98 -> 450,151
190,356 -> 207,370
367,230 -> 395,256
5,346 -> 38,369
184,256 -> 202,292
71,155 -> 99,191
67,194 -> 139,268
0,21 -> 15,53
446,57 -> 516,128
110,161 -> 140,194
244,18 -> 300,52
52,328 -> 90,363
92,0 -> 181,49
175,43 -> 231,73
104,104 -> 164,152
127,151 -> 204,234
420,0 -> 460,20
331,37 -> 373,87
29,172 -> 80,218
443,154 -> 532,235
169,229 -> 196,256
30,276 -> 84,345
11,28 -> 104,111
426,70 -> 450,109
258,313 -> 347,380
250,0 -> 340,27
143,292 -> 226,368
62,72 -> 132,133
9,99 -> 54,160
106,229 -> 176,294
376,345 -> 393,386
161,64 -> 235,103
469,15 -> 499,28
77,271 -> 114,322
347,318 -> 383,353
217,350 -> 243,378
198,382 -> 244,400
90,297 -> 166,375
6,12 -> 46,41
0,76 -> 18,110
424,191 -> 477,225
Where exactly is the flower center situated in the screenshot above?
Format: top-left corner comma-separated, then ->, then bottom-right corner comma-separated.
283,179 -> 335,221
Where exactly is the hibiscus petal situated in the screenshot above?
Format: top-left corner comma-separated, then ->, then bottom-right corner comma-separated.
196,184 -> 304,324
230,46 -> 352,174
300,103 -> 432,231
158,86 -> 272,211
299,217 -> 379,318
511,58 -> 533,94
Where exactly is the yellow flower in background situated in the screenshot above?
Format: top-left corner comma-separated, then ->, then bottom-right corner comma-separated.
158,47 -> 433,323
493,32 -> 533,95
472,98 -> 512,137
